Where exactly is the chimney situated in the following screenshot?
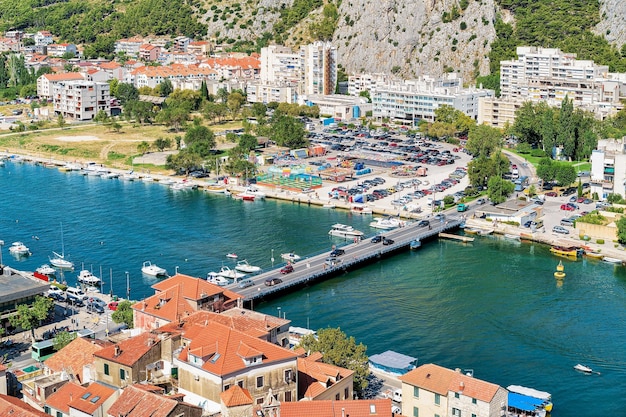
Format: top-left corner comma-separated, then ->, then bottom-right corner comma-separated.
114,345 -> 121,357
459,381 -> 465,391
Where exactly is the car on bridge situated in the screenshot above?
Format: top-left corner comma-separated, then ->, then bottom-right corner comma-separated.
371,235 -> 383,243
382,238 -> 394,245
238,278 -> 254,288
416,220 -> 430,227
280,264 -> 294,274
330,248 -> 345,256
265,277 -> 283,286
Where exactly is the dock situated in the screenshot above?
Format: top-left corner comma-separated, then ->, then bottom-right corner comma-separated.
438,232 -> 474,242
225,217 -> 463,303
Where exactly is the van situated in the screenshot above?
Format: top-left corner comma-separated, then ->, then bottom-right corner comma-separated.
66,286 -> 86,300
392,389 -> 402,403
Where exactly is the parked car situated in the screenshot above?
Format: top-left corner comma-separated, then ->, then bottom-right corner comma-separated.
238,278 -> 254,288
86,302 -> 105,314
108,301 -> 119,311
330,248 -> 345,256
476,198 -> 487,205
545,191 -> 558,197
560,204 -> 575,211
66,294 -> 85,306
265,277 -> 283,286
552,225 -> 570,234
280,264 -> 294,274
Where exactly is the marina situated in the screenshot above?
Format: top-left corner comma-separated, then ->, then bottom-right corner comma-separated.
1,159 -> 626,416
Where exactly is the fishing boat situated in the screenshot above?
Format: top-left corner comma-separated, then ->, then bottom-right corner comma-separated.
235,260 -> 262,273
49,224 -> 74,270
550,245 -> 582,258
410,239 -> 422,250
281,252 -> 301,262
574,363 -> 593,374
141,261 -> 168,277
77,269 -> 101,285
328,223 -> 364,238
602,256 -> 624,265
206,184 -> 227,194
9,241 -> 31,256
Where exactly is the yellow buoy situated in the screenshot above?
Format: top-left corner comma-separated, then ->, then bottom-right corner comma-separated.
554,260 -> 566,279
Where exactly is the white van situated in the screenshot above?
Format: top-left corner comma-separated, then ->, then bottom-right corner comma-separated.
392,389 -> 402,403
66,286 -> 86,300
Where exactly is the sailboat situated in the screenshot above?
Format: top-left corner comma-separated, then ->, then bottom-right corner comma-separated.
49,224 -> 74,270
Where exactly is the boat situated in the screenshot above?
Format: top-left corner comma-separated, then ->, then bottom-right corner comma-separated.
281,252 -> 301,262
101,172 -> 119,179
121,171 -> 139,181
322,202 -> 336,209
369,216 -> 404,230
59,162 -> 81,172
243,186 -> 266,199
235,260 -> 262,273
141,261 -> 168,277
77,269 -> 101,285
9,241 -> 31,256
574,363 -> 594,373
36,264 -> 56,276
141,175 -> 154,182
350,203 -> 373,215
207,272 -> 230,286
49,225 -> 74,269
410,239 -> 422,250
206,184 -> 227,194
234,190 -> 256,201
602,256 -> 624,265
550,246 -> 582,258
464,228 -> 480,235
584,251 -> 604,259
170,182 -> 188,191
226,253 -> 238,259
328,223 -> 364,238
507,385 -> 553,416
158,178 -> 175,186
216,266 -> 246,280
503,233 -> 521,241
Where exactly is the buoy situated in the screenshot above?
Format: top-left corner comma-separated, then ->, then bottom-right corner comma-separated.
554,260 -> 566,279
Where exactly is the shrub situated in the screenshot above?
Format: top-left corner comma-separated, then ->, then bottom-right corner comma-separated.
460,22 -> 467,30
531,149 -> 547,157
597,239 -> 605,244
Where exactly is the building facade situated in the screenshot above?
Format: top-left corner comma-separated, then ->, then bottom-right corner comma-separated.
300,42 -> 337,96
590,138 -> 626,199
52,80 -> 110,121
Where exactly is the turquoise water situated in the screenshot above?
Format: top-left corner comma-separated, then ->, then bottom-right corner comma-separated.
1,160 -> 625,416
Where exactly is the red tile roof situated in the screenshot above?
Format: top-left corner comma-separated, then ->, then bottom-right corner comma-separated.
94,332 -> 160,366
43,72 -> 84,82
178,321 -> 297,376
152,273 -> 239,301
107,385 -> 201,417
298,353 -> 354,399
0,394 -> 50,417
280,399 -> 393,417
99,61 -> 121,70
44,337 -> 111,383
220,385 -> 253,407
133,284 -> 195,323
399,363 -> 501,403
68,382 -> 116,414
45,382 -> 84,414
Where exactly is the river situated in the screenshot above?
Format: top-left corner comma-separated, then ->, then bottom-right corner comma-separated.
1,159 -> 624,416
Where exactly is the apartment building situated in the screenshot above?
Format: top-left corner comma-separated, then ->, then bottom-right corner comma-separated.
372,74 -> 493,123
46,43 -> 77,57
34,31 -> 53,46
114,37 -> 144,58
347,73 -> 396,97
300,41 -> 337,95
52,80 -> 110,120
590,138 -> 626,199
260,45 -> 302,86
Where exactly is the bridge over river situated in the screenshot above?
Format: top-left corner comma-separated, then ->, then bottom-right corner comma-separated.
225,216 -> 464,304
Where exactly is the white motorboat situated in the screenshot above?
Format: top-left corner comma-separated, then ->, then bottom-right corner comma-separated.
322,202 -> 336,209
602,256 -> 623,264
328,223 -> 364,238
9,241 -> 31,256
59,162 -> 81,172
226,253 -> 239,259
170,182 -> 187,191
77,269 -> 101,285
235,260 -> 262,273
574,364 -> 594,373
158,178 -> 174,186
101,172 -> 119,179
281,252 -> 301,262
36,264 -> 56,276
141,175 -> 154,182
217,266 -> 246,280
207,272 -> 230,286
141,261 -> 168,277
350,203 -> 373,215
244,186 -> 266,199
121,171 -> 139,181
369,217 -> 404,230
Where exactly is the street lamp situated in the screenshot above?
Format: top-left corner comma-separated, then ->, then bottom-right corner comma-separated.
271,249 -> 275,269
277,306 -> 281,318
125,271 -> 130,300
0,239 -> 4,270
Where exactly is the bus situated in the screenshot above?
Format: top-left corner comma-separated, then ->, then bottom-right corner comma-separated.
31,339 -> 56,361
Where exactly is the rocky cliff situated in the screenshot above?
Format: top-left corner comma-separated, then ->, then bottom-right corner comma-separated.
596,0 -> 626,48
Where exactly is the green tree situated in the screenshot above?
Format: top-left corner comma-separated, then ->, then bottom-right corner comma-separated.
184,125 -> 215,157
558,96 -> 575,159
159,79 -> 173,97
607,193 -> 626,204
216,87 -> 229,103
536,158 -> 557,184
57,114 -> 66,128
238,134 -> 258,151
153,137 -> 172,151
466,124 -> 502,158
111,300 -> 134,328
8,296 -> 53,342
137,141 -> 150,154
555,163 -> 577,186
617,216 -> 626,245
94,110 -> 110,124
227,91 -> 245,120
116,83 -> 139,106
53,330 -> 76,351
487,176 -> 515,204
251,103 -> 268,120
166,150 -> 203,174
270,114 -> 308,149
298,327 -> 369,397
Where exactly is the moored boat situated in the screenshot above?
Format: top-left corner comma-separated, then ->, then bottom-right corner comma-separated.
503,233 -> 520,241
584,251 -> 604,259
141,261 -> 168,277
281,252 -> 301,262
235,260 -> 262,273
350,203 -> 373,215
77,269 -> 101,285
410,239 -> 422,250
36,264 -> 56,276
507,385 -> 553,416
322,202 -> 336,209
369,216 -> 404,230
328,223 -> 364,238
602,256 -> 624,265
207,272 -> 230,286
217,266 -> 246,281
9,241 -> 31,256
205,185 -> 227,194
550,245 -> 582,258
50,251 -> 74,269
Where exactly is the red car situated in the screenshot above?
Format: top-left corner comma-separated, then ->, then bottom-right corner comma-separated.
576,197 -> 585,203
560,204 -> 575,211
280,264 -> 294,274
545,191 -> 558,197
108,301 -> 119,311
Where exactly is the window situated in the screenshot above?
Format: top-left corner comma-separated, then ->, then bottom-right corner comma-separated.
256,398 -> 264,405
44,406 -> 50,414
57,412 -> 62,417
237,380 -> 244,387
452,408 -> 461,417
224,384 -> 230,391
336,393 -> 340,400
256,376 -> 264,388
435,394 -> 441,405
472,398 -> 477,404
284,369 -> 293,383
120,369 -> 126,380
413,406 -> 419,417
103,363 -> 109,376
285,391 -> 292,402
413,386 -> 419,398
472,414 -> 477,417
344,387 -> 349,399
454,392 -> 460,399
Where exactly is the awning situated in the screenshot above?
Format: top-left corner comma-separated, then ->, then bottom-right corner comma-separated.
508,392 -> 543,412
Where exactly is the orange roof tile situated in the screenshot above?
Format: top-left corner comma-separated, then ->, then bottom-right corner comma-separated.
43,72 -> 84,82
68,382 -> 116,414
399,363 -> 501,402
94,332 -> 160,366
107,385 -> 200,417
132,284 -> 195,323
44,337 -> 111,383
281,399 -> 393,417
99,61 -> 121,70
45,382 -> 84,414
220,385 -> 253,407
0,394 -> 49,417
298,353 -> 354,399
179,322 -> 297,376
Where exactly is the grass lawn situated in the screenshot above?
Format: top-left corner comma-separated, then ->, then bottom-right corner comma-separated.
507,148 -> 591,172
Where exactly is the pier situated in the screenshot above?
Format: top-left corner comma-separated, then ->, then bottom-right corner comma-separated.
438,232 -> 475,242
226,217 -> 463,303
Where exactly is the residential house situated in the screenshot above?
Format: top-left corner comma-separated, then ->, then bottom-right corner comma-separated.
300,42 -> 337,96
25,54 -> 49,73
139,44 -> 161,62
0,37 -> 20,53
114,37 -> 144,58
0,363 -> 6,395
44,381 -> 117,417
37,72 -> 85,99
34,31 -> 54,46
22,373 -> 70,411
280,398 -> 394,417
173,321 -> 299,414
296,350 -> 354,401
590,137 -> 626,200
83,69 -> 109,83
0,394 -> 49,417
106,384 -> 202,417
47,43 -> 77,57
97,61 -> 125,81
93,332 -> 163,388
44,336 -> 111,383
187,41 -> 212,57
156,51 -> 198,66
52,80 -> 111,121
399,363 -> 508,417
173,36 -> 191,52
132,273 -> 242,331
220,385 -> 254,417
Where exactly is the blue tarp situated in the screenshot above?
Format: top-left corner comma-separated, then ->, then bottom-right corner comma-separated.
369,350 -> 418,375
508,392 -> 543,412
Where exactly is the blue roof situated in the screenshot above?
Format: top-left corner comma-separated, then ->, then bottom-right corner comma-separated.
508,392 -> 543,412
369,350 -> 417,373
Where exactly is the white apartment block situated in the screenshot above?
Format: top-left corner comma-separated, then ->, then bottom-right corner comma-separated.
372,74 -> 494,123
114,37 -> 144,57
37,73 -> 85,99
347,73 -> 396,97
590,138 -> 626,200
477,97 -> 522,128
34,31 -> 53,46
259,45 -> 301,86
52,80 -> 110,121
300,41 -> 337,95
246,82 -> 298,104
